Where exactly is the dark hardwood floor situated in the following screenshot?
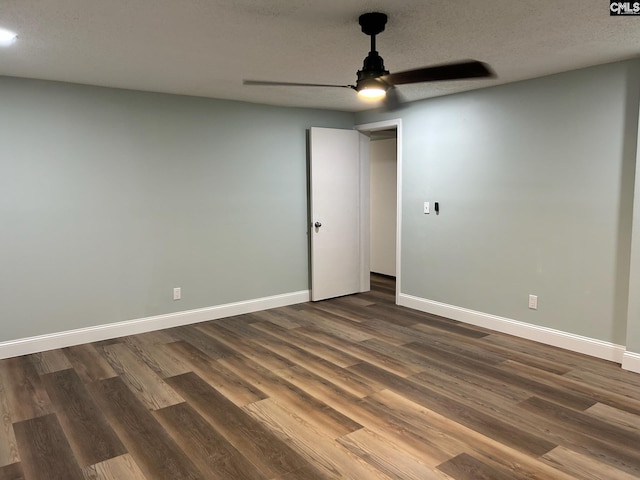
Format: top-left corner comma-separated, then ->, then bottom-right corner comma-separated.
1,274 -> 640,479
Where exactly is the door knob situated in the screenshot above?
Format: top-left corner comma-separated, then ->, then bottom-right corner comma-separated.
314,222 -> 322,228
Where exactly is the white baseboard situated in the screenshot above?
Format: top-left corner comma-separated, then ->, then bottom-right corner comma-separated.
622,351 -> 640,374
0,290 -> 310,360
399,293 -> 626,364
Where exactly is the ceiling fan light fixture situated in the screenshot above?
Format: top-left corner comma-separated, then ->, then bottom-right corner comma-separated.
358,85 -> 386,99
356,77 -> 387,99
242,11 -> 494,110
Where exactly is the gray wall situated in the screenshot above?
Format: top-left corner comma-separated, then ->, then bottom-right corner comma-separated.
0,76 -> 353,342
356,60 -> 640,347
5,59 -> 640,356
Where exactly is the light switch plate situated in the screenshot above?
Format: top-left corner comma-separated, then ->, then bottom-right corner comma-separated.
424,202 -> 430,214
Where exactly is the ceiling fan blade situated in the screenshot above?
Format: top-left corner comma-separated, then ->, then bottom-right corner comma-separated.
244,80 -> 354,89
380,60 -> 494,86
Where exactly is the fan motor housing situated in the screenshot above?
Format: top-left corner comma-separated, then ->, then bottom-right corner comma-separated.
357,52 -> 388,82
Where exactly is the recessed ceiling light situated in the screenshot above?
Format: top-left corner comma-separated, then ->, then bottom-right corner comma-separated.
0,28 -> 18,47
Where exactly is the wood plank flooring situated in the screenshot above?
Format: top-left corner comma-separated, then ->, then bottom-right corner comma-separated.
1,274 -> 640,479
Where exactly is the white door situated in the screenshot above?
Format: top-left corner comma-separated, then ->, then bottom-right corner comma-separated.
310,127 -> 370,301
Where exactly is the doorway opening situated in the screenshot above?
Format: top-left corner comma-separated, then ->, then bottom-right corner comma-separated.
355,119 -> 402,304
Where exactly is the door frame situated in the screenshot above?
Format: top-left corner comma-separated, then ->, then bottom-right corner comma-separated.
354,118 -> 403,304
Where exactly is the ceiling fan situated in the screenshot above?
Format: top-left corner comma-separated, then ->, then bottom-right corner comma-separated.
244,12 -> 495,110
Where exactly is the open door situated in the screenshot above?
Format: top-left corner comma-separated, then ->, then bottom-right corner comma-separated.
310,127 -> 370,301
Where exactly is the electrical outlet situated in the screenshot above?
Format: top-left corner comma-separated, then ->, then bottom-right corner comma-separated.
528,294 -> 538,310
173,287 -> 181,300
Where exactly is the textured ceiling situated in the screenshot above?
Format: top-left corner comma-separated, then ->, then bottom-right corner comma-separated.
1,1 -> 639,112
